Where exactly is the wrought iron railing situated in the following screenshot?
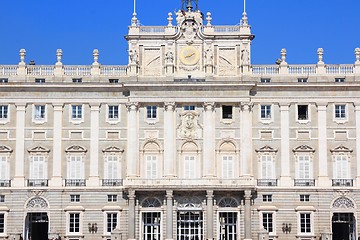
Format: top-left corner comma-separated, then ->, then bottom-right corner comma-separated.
332,179 -> 353,187
27,179 -> 49,187
294,179 -> 315,186
102,179 -> 123,186
257,179 -> 277,186
65,179 -> 86,186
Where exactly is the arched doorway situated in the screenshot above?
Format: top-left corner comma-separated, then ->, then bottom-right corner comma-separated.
331,196 -> 356,240
24,196 -> 50,240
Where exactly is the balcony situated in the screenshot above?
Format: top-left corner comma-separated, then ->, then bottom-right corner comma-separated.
0,180 -> 11,187
65,179 -> 86,187
294,179 -> 315,186
102,179 -> 123,186
27,179 -> 48,187
257,179 -> 277,187
124,178 -> 255,189
332,179 -> 353,187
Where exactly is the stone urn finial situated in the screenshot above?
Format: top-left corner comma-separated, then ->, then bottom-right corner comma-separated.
56,49 -> 62,64
355,47 -> 360,62
19,49 -> 26,64
93,49 -> 99,64
317,48 -> 324,64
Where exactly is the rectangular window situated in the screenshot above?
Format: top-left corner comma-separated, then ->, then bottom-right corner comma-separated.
222,105 -> 233,119
260,155 -> 274,179
177,211 -> 203,240
0,106 -> 8,119
70,194 -> 80,202
108,105 -> 119,119
335,104 -> 346,119
35,78 -> 45,83
184,106 -> 195,111
143,212 -> 161,240
107,195 -> 117,202
30,156 -> 46,180
146,155 -> 157,179
263,195 -> 272,202
297,105 -> 308,120
219,212 -> 237,239
71,105 -> 82,119
261,78 -> 271,83
146,106 -> 157,119
262,213 -> 273,233
300,195 -> 310,202
0,79 -> 8,83
69,213 -> 80,233
300,213 -> 311,233
298,155 -> 311,179
0,213 -> 4,233
107,213 -> 118,233
184,156 -> 196,178
334,155 -> 349,179
34,105 -> 46,119
72,78 -> 82,83
298,78 -> 308,83
260,105 -> 271,119
68,156 -> 84,179
105,156 -> 118,179
109,79 -> 119,83
335,78 -> 345,82
222,156 -> 234,179
0,195 -> 4,203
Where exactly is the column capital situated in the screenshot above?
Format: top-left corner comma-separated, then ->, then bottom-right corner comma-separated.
166,190 -> 173,198
244,190 -> 252,199
15,103 -> 26,110
126,102 -> 139,111
89,103 -> 101,110
203,102 -> 215,111
128,189 -> 136,199
354,102 -> 360,110
316,102 -> 328,109
164,102 -> 176,111
279,103 -> 290,111
240,102 -> 253,111
206,190 -> 214,198
52,103 -> 64,110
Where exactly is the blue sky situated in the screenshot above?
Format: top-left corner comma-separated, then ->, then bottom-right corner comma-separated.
0,0 -> 358,65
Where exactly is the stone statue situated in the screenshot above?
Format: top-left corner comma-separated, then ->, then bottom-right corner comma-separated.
165,51 -> 174,64
241,48 -> 249,65
205,47 -> 213,65
129,49 -> 138,64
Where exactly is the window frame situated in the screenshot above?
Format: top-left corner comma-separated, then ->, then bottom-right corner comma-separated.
183,105 -> 195,111
261,212 -> 276,235
221,105 -> 233,121
0,212 -> 7,236
70,104 -> 84,123
0,155 -> 10,181
104,154 -> 121,180
262,194 -> 272,202
67,155 -> 85,180
107,195 -> 117,202
183,155 -> 196,178
145,155 -> 158,179
296,104 -> 310,123
0,105 -> 9,124
107,104 -> 120,123
70,194 -> 80,203
334,104 -> 347,123
0,195 -> 4,203
300,195 -> 310,202
33,104 -> 47,123
217,211 -> 239,240
296,155 -> 312,179
259,104 -> 273,123
67,212 -> 82,235
297,212 -> 313,235
104,212 -> 119,235
221,155 -> 234,179
145,106 -> 158,124
140,211 -> 162,240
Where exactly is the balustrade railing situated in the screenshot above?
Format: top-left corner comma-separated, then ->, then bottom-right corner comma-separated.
27,66 -> 54,76
288,65 -> 316,75
0,65 -> 17,76
294,179 -> 315,186
27,179 -> 49,187
213,26 -> 241,33
326,64 -> 354,74
125,178 -> 255,187
252,65 -> 279,75
139,26 -> 167,33
257,179 -> 277,186
0,180 -> 11,187
100,66 -> 127,76
64,66 -> 91,76
65,179 -> 86,186
332,179 -> 353,187
102,179 -> 123,186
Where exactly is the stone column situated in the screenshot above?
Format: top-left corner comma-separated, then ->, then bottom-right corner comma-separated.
165,190 -> 174,240
240,102 -> 253,176
317,103 -> 330,186
355,104 -> 360,186
203,102 -> 215,177
50,103 -> 63,187
164,102 -> 176,177
279,103 -> 292,186
88,103 -> 100,186
206,190 -> 214,240
13,103 -> 26,187
126,102 -> 139,177
244,190 -> 252,240
128,190 -> 136,240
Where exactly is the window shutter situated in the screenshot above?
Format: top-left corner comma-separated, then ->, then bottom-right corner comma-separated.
0,156 -> 7,180
335,155 -> 348,178
106,156 -> 118,179
298,155 -> 311,179
222,156 -> 234,178
146,155 -> 157,179
184,156 -> 195,178
261,155 -> 273,179
69,156 -> 83,179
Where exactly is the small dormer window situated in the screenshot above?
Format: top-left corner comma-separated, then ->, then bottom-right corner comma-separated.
335,78 -> 345,83
35,78 -> 45,83
298,78 -> 308,83
72,78 -> 82,83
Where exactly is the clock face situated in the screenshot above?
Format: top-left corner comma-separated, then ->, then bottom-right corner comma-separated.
180,46 -> 200,66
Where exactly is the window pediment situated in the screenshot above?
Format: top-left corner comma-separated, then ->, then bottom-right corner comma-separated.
102,146 -> 124,153
293,145 -> 315,153
330,145 -> 353,153
28,146 -> 50,153
255,145 -> 278,153
65,145 -> 87,153
0,145 -> 12,153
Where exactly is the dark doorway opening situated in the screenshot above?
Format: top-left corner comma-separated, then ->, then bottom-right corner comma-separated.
332,213 -> 355,240
25,212 -> 49,240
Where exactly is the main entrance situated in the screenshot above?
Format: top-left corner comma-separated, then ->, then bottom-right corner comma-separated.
332,213 -> 355,240
25,212 -> 49,240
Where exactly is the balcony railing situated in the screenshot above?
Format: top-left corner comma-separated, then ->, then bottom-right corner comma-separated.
65,179 -> 86,187
0,180 -> 11,187
102,179 -> 123,186
332,179 -> 353,187
257,179 -> 277,186
294,179 -> 315,186
27,179 -> 49,187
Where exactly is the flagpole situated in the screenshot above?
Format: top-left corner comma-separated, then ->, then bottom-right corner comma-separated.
243,0 -> 246,13
133,0 -> 136,15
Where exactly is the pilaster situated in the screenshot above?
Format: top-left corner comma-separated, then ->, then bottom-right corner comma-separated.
206,190 -> 214,240
355,104 -> 360,186
244,190 -> 252,240
165,190 -> 174,240
279,103 -> 292,186
13,103 -> 26,187
164,102 -> 176,177
317,102 -> 330,186
240,102 -> 253,177
128,190 -> 136,240
203,102 -> 215,177
88,103 -> 100,186
126,102 -> 139,177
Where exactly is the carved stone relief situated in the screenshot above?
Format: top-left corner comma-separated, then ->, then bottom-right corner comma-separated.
332,196 -> 355,209
26,196 -> 48,209
143,48 -> 161,76
177,111 -> 202,139
218,48 -> 236,76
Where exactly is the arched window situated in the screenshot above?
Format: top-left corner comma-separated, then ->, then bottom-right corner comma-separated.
217,139 -> 238,179
142,140 -> 162,179
181,142 -> 199,178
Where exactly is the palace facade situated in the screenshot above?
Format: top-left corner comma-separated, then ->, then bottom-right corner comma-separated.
0,1 -> 360,240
